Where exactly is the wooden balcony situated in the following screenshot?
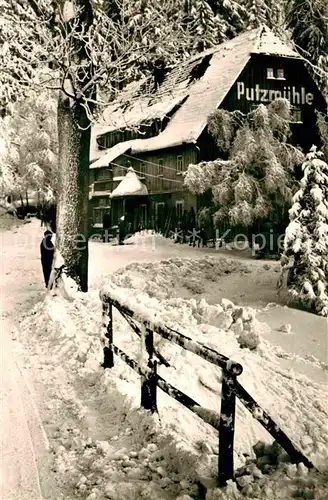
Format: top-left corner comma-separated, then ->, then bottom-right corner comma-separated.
94,180 -> 112,191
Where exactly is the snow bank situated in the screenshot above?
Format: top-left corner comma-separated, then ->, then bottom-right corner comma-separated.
20,256 -> 328,499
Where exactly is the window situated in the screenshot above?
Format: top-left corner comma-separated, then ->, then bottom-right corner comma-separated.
93,207 -> 110,225
176,155 -> 184,174
95,168 -> 111,181
266,68 -> 274,79
93,179 -> 111,191
176,200 -> 184,219
139,162 -> 146,177
113,164 -> 124,177
155,202 -> 165,216
98,198 -> 108,207
277,68 -> 285,80
158,158 -> 164,176
93,208 -> 104,225
267,68 -> 285,80
290,107 -> 303,123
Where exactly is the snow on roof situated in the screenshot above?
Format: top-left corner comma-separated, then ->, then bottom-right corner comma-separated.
90,141 -> 133,169
252,27 -> 300,59
128,30 -> 257,153
111,167 -> 148,198
92,27 -> 300,156
99,94 -> 189,136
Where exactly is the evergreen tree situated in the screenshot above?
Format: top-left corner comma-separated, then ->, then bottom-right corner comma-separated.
214,0 -> 248,40
286,0 -> 328,96
191,0 -> 217,50
243,0 -> 285,29
184,99 -> 304,228
279,148 -> 328,316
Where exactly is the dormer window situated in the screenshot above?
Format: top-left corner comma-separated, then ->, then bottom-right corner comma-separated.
277,69 -> 285,80
267,68 -> 274,79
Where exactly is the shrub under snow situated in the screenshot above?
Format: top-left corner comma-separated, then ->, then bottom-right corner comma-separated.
280,148 -> 328,316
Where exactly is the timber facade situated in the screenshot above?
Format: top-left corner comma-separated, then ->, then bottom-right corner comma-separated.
89,27 -> 327,237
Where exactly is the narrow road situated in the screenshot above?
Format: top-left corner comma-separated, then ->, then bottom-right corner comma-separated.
0,220 -> 49,499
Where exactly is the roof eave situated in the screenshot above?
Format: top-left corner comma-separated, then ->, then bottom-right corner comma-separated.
250,50 -> 301,60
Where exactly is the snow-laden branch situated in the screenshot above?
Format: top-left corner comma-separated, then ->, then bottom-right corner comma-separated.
0,0 -> 193,117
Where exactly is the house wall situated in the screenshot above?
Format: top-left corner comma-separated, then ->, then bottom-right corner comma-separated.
89,167 -> 112,231
89,145 -> 199,231
110,144 -> 198,194
89,52 -> 327,234
221,54 -> 327,151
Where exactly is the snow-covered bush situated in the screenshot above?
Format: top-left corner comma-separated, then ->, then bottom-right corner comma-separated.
280,148 -> 328,316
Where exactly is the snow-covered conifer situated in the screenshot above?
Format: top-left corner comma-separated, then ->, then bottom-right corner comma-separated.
191,0 -> 217,50
286,0 -> 328,97
184,100 -> 304,229
280,147 -> 328,316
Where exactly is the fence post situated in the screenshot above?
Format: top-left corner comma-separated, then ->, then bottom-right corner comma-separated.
141,329 -> 157,413
103,301 -> 114,369
218,369 -> 236,487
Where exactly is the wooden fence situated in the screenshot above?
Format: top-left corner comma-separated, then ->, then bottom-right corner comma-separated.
101,295 -> 314,487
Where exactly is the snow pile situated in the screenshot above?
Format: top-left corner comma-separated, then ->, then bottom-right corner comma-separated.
124,229 -> 161,247
105,256 -> 251,301
19,256 -> 328,499
111,167 -> 148,198
20,294 -> 206,499
99,274 -> 328,467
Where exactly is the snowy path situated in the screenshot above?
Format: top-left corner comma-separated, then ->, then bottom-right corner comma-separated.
0,222 -> 54,499
0,320 -> 44,499
0,221 -> 248,499
0,220 -> 327,499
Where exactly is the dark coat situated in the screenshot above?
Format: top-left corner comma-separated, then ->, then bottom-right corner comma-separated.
40,231 -> 54,287
103,212 -> 111,230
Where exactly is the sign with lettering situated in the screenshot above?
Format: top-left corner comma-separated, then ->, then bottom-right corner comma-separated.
237,82 -> 314,106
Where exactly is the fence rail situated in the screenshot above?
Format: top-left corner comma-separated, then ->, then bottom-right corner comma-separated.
101,294 -> 314,487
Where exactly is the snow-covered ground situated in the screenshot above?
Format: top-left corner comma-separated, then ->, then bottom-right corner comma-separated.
1,220 -> 327,499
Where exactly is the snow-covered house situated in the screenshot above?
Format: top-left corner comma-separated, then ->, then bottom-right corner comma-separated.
89,26 -> 327,232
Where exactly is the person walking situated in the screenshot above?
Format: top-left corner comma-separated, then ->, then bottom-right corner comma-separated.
40,229 -> 54,287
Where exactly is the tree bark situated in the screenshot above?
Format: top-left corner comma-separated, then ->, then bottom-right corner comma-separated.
56,93 -> 91,292
19,194 -> 25,209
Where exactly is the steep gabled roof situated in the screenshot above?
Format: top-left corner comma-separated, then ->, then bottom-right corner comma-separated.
252,29 -> 299,58
91,27 -> 300,159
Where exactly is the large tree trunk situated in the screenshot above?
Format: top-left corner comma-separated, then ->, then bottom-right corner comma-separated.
57,93 -> 91,292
